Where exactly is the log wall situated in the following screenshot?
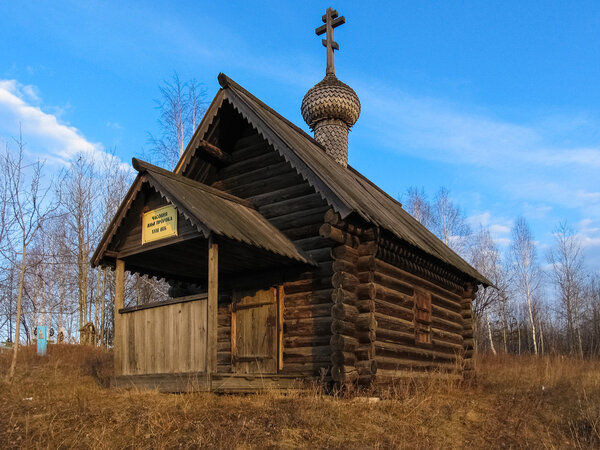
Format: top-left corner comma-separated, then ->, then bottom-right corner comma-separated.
209,130 -> 333,377
369,256 -> 469,383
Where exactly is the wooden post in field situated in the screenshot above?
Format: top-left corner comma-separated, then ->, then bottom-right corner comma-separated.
114,259 -> 125,376
207,235 -> 218,374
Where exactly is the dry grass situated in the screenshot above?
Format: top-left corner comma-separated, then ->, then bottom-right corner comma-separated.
1,346 -> 599,449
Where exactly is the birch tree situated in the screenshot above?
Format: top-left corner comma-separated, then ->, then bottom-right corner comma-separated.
404,186 -> 432,228
510,217 -> 540,355
431,187 -> 471,257
547,222 -> 585,357
6,134 -> 56,381
148,72 -> 206,169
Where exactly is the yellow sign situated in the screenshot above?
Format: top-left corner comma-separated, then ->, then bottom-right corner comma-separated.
142,205 -> 178,244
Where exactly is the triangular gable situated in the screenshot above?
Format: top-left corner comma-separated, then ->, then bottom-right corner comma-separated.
92,158 -> 313,268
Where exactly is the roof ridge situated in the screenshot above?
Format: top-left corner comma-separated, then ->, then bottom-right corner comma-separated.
132,158 -> 255,209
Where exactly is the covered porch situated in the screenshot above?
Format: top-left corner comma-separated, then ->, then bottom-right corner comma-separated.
92,159 -> 314,392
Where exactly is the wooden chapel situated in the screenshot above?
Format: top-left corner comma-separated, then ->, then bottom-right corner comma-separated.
92,7 -> 490,392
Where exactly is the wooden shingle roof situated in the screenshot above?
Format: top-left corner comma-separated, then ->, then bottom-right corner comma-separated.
92,158 -> 313,268
178,74 -> 490,286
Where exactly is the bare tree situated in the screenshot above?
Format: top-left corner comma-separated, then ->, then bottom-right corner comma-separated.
403,186 -> 432,228
148,72 -> 206,169
547,222 -> 585,357
6,133 -> 56,381
60,154 -> 100,341
430,187 -> 471,256
510,217 -> 540,355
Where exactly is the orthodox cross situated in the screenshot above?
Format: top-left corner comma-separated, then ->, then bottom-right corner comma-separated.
315,7 -> 345,76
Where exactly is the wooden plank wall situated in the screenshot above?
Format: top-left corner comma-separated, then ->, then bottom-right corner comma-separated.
210,131 -> 333,377
119,299 -> 207,376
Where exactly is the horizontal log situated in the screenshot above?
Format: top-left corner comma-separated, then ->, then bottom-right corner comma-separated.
374,327 -> 415,346
217,341 -> 231,352
374,298 -> 413,322
432,303 -> 463,323
372,272 -> 415,296
331,271 -> 359,291
356,299 -> 374,313
281,362 -> 330,376
373,284 -> 413,308
375,357 -> 458,372
331,303 -> 359,322
356,359 -> 377,376
356,330 -> 376,344
431,315 -> 463,333
212,161 -> 290,190
357,255 -> 376,272
331,365 -> 358,383
218,148 -> 277,177
284,223 -> 322,241
331,288 -> 357,306
332,259 -> 357,274
330,245 -> 359,261
432,327 -> 463,344
374,258 -> 463,301
260,193 -> 326,219
324,208 -> 343,226
196,139 -> 232,165
303,248 -> 333,263
284,275 -> 332,294
432,339 -> 464,352
374,340 -> 456,362
285,317 -> 332,336
294,236 -> 334,251
431,294 -> 462,314
284,289 -> 333,307
463,338 -> 475,349
271,206 -> 330,230
226,169 -> 301,199
217,351 -> 232,366
358,241 -> 377,256
248,180 -> 313,208
356,312 -> 376,332
285,353 -> 331,364
331,351 -> 356,366
356,342 -> 375,360
319,223 -> 359,247
331,319 -> 356,337
284,345 -> 331,359
357,282 -> 376,300
284,303 -> 332,320
374,313 -> 414,334
284,334 -> 331,348
330,334 -> 359,352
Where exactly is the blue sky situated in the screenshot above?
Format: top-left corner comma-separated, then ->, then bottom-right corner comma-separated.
1,1 -> 599,269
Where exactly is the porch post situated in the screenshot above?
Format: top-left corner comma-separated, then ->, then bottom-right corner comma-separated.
114,259 -> 125,376
207,234 -> 218,374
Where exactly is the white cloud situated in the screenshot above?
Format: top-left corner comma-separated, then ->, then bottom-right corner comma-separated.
0,79 -> 120,167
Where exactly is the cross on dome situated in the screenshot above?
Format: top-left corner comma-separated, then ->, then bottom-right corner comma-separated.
315,7 -> 345,76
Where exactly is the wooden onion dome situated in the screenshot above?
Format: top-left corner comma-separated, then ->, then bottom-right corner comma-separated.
301,7 -> 360,167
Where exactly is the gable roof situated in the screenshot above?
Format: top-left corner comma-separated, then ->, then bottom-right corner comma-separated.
92,158 -> 313,268
176,74 -> 490,286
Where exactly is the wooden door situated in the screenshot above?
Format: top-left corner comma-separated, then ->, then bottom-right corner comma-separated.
232,287 -> 283,374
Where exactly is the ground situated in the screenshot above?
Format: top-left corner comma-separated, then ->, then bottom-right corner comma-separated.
1,345 -> 599,449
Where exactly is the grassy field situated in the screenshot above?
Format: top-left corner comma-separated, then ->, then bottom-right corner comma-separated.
1,345 -> 599,449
